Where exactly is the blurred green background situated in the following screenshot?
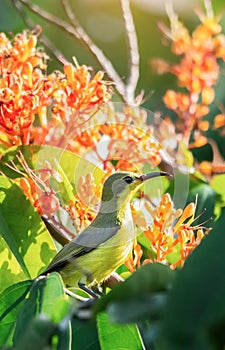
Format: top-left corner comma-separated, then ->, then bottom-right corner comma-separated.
0,0 -> 225,158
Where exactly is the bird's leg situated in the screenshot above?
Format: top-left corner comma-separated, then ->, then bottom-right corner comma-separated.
65,287 -> 97,320
65,287 -> 90,302
78,282 -> 101,299
92,284 -> 103,296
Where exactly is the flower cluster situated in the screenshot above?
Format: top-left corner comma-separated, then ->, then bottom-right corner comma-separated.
52,63 -> 111,119
66,173 -> 103,231
152,2 -> 225,146
0,28 -> 51,145
64,104 -> 162,172
0,28 -> 111,147
125,193 -> 210,271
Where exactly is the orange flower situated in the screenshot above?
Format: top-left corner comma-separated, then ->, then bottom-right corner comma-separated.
19,177 -> 40,210
189,131 -> 208,148
0,27 -> 48,73
125,243 -> 143,272
53,104 -> 162,173
0,30 -> 112,146
214,114 -> 225,129
0,69 -> 51,144
198,161 -> 225,177
7,152 -> 61,216
77,172 -> 102,210
152,2 -> 224,142
126,193 -> 210,271
52,62 -> 111,119
201,87 -> 215,105
60,173 -> 104,232
163,91 -> 190,112
0,29 -> 53,145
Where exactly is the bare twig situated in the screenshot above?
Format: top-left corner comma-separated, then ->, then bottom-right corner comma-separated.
208,139 -> 224,165
120,0 -> 140,104
42,215 -> 73,245
60,0 -> 76,26
12,0 -> 66,63
60,0 -> 140,103
18,0 -> 127,101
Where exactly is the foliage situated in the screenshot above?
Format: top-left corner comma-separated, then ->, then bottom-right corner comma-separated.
0,0 -> 225,349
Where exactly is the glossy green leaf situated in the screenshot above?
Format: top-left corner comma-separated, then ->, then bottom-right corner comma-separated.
210,174 -> 225,202
166,172 -> 190,209
107,292 -> 167,324
210,174 -> 225,217
15,313 -> 57,350
96,263 -> 175,323
160,209 -> 225,350
39,272 -> 65,314
142,163 -> 170,200
51,297 -> 71,324
97,312 -> 145,350
71,317 -> 100,350
0,144 -> 104,204
0,280 -> 32,347
35,144 -> 104,204
13,273 -> 71,350
0,176 -> 56,292
47,295 -> 72,350
188,182 -> 216,223
13,273 -> 64,339
0,145 -> 38,178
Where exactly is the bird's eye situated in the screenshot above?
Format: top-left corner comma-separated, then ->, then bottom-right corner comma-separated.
123,176 -> 133,184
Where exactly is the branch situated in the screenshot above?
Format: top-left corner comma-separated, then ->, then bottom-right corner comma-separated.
12,0 -> 66,63
60,0 -> 76,26
18,0 -> 127,101
120,0 -> 140,104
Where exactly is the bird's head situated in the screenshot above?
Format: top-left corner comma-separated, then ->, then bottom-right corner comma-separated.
100,171 -> 168,213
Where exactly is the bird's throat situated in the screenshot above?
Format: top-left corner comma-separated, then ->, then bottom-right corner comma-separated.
94,196 -> 133,228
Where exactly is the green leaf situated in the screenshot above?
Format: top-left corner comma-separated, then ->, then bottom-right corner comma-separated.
13,273 -> 71,350
188,182 -> 216,221
14,313 -> 57,350
210,174 -> 225,202
53,301 -> 72,350
51,297 -> 71,324
210,174 -> 225,217
35,144 -> 104,204
166,172 -> 190,209
96,263 -> 175,323
97,312 -> 145,350
39,272 -> 65,315
179,141 -> 194,169
0,145 -> 38,179
0,280 -> 32,347
13,273 -> 64,339
142,163 -> 170,201
0,176 -> 56,292
71,317 -> 100,350
160,209 -> 225,350
0,144 -> 104,204
106,292 -> 167,324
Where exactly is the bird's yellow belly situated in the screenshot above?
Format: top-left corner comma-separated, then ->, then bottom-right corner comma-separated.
61,227 -> 135,287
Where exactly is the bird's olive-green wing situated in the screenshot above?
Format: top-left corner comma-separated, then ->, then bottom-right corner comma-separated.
43,224 -> 120,274
43,241 -> 92,274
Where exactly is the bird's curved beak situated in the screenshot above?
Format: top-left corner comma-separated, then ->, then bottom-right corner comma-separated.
139,171 -> 168,182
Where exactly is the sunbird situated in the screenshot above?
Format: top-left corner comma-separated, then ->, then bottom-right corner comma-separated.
42,171 -> 167,293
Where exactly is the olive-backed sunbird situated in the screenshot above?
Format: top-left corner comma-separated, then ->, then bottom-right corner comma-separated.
41,171 -> 167,290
